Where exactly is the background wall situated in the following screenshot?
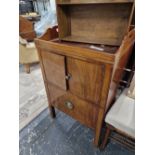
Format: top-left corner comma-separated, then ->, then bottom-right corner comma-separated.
34,0 -> 56,15
34,0 -> 57,36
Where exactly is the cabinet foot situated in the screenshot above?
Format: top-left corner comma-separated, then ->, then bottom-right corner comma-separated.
93,108 -> 105,147
93,138 -> 100,147
100,127 -> 111,149
49,106 -> 56,118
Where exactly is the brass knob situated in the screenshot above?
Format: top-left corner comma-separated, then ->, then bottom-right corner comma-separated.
65,101 -> 74,110
65,74 -> 72,80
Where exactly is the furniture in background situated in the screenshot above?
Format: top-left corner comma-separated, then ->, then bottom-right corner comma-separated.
119,25 -> 135,88
119,45 -> 135,88
19,16 -> 36,41
35,0 -> 135,147
101,75 -> 135,150
20,12 -> 41,22
19,0 -> 35,14
19,0 -> 51,16
19,16 -> 39,73
19,36 -> 39,73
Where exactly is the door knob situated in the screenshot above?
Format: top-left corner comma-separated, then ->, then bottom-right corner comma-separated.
65,73 -> 72,80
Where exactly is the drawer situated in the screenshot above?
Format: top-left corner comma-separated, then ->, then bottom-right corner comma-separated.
48,84 -> 98,129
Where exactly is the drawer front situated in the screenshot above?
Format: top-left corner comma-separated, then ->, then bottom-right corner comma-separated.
48,84 -> 98,129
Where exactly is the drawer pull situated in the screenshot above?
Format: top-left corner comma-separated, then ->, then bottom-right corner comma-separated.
65,101 -> 74,110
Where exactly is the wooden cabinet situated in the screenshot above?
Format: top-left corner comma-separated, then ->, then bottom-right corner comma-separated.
35,26 -> 135,146
35,0 -> 135,146
19,16 -> 36,41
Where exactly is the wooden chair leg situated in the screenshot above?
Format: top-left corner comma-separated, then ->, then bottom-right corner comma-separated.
24,64 -> 30,73
100,127 -> 111,149
49,106 -> 56,118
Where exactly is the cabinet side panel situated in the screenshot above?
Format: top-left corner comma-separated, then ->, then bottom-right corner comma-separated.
34,47 -> 53,109
57,5 -> 71,38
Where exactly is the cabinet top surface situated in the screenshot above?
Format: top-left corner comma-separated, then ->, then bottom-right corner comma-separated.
52,39 -> 119,54
56,0 -> 134,5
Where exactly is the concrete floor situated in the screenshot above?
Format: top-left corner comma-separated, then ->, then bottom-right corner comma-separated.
19,64 -> 47,130
19,108 -> 134,155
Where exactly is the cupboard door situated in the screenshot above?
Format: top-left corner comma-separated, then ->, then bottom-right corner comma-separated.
41,51 -> 67,90
67,58 -> 104,104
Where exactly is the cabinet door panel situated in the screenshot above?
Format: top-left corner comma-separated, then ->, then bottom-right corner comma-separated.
41,51 -> 67,90
67,58 -> 104,104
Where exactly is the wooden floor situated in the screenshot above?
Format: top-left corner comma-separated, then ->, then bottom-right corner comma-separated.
19,63 -> 48,130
